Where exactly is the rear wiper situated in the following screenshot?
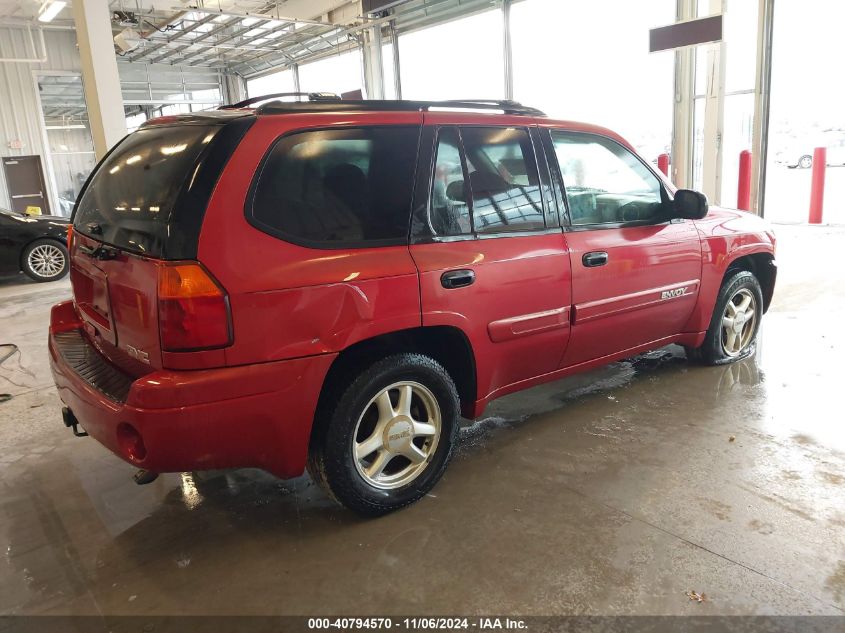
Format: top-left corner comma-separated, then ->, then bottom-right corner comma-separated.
79,244 -> 118,261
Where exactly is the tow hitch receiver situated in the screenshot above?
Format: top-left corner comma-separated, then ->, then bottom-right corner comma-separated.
62,407 -> 88,437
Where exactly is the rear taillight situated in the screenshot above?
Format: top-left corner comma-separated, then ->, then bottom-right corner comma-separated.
157,262 -> 232,352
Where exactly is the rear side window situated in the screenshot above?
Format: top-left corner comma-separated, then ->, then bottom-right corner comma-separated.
249,127 -> 420,246
461,126 -> 545,234
74,125 -> 222,257
430,127 -> 471,236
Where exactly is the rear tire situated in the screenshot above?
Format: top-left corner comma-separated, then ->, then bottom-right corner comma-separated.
307,353 -> 460,516
798,155 -> 813,169
21,239 -> 68,282
685,270 -> 763,366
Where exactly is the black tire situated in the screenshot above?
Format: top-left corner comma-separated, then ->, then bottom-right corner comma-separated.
685,270 -> 763,366
307,353 -> 460,516
798,155 -> 813,169
21,239 -> 69,282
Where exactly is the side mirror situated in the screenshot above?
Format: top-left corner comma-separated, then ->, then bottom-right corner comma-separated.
673,189 -> 708,219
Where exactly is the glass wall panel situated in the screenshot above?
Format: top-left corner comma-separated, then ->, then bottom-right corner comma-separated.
298,49 -> 363,96
382,43 -> 397,100
36,74 -> 96,216
399,10 -> 504,101
721,92 -> 755,207
765,0 -> 845,224
247,69 -> 295,98
511,0 -> 675,162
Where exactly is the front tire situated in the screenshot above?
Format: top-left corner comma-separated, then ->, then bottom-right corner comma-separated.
307,353 -> 460,516
686,270 -> 763,366
21,239 -> 68,282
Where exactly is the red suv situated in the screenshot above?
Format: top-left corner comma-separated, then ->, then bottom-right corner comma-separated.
49,96 -> 776,515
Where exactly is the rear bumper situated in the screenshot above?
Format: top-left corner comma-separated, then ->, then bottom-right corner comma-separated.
48,301 -> 335,478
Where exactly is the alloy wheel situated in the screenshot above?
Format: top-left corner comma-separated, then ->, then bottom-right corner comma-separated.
721,288 -> 758,357
27,244 -> 65,279
352,381 -> 442,490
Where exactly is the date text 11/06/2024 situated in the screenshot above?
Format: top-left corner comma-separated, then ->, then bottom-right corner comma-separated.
306,617 -> 528,630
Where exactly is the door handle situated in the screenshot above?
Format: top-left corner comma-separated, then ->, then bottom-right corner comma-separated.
582,251 -> 608,267
11,192 -> 42,199
441,269 -> 475,289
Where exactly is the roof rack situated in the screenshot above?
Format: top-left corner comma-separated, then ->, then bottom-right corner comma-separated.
253,98 -> 546,117
219,92 -> 342,110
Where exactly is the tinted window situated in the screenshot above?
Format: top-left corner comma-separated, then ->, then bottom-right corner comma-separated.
250,127 -> 419,245
429,127 -> 471,236
74,125 -> 221,257
461,126 -> 545,233
551,131 -> 664,226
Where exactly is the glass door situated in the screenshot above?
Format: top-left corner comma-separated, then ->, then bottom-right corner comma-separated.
691,0 -> 758,208
36,73 -> 96,217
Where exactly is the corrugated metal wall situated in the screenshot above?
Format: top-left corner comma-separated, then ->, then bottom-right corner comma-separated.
0,27 -> 81,210
0,25 -> 230,213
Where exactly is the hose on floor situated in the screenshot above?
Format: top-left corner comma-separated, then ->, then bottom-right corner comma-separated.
0,343 -> 19,403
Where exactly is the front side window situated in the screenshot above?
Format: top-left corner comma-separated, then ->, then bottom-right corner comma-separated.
461,126 -> 545,233
250,126 -> 419,245
551,131 -> 664,226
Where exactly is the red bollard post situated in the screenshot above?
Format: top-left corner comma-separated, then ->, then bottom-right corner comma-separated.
737,150 -> 752,211
657,153 -> 670,176
809,147 -> 826,224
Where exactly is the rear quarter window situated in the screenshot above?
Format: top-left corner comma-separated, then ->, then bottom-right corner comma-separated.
248,126 -> 420,247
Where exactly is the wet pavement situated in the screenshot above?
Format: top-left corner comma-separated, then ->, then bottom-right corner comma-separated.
0,225 -> 843,616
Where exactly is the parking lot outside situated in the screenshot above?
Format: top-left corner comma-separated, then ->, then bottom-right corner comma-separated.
765,164 -> 845,225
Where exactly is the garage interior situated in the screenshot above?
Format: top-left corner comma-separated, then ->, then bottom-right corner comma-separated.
1,0 -> 844,621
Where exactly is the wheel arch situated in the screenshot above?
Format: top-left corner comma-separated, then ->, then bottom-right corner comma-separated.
724,251 -> 776,312
310,325 -> 477,446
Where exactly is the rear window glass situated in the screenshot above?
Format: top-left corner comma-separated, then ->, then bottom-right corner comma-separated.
74,125 -> 220,257
249,126 -> 420,246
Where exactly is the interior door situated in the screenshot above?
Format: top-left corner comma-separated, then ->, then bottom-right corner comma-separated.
409,118 -> 572,406
2,155 -> 50,214
545,129 -> 702,367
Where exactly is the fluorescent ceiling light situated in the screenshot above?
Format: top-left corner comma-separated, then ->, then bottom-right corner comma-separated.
45,124 -> 86,130
38,0 -> 66,23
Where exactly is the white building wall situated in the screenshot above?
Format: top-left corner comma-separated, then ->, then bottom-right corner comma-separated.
1,27 -> 229,213
0,28 -> 81,210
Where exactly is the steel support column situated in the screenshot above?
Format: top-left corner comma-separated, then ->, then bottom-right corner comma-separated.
223,73 -> 247,105
750,0 -> 775,216
72,0 -> 127,158
362,23 -> 385,99
390,22 -> 402,99
700,0 -> 726,205
671,0 -> 696,188
502,0 -> 514,100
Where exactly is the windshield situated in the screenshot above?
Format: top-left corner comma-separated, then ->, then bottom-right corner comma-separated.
73,125 -> 221,258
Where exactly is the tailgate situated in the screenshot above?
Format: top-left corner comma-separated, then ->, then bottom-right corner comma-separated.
70,232 -> 163,370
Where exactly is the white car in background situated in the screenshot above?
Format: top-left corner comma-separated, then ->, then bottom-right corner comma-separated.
775,137 -> 845,168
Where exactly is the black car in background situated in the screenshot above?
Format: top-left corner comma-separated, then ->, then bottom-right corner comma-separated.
0,208 -> 70,282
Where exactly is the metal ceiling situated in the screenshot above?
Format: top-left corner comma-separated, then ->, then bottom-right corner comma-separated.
0,1 -> 514,78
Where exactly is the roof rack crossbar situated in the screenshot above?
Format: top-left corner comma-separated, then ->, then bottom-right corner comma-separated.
219,92 -> 341,110
254,99 -> 545,117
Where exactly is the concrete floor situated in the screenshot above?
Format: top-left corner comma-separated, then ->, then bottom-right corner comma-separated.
1,225 -> 843,616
